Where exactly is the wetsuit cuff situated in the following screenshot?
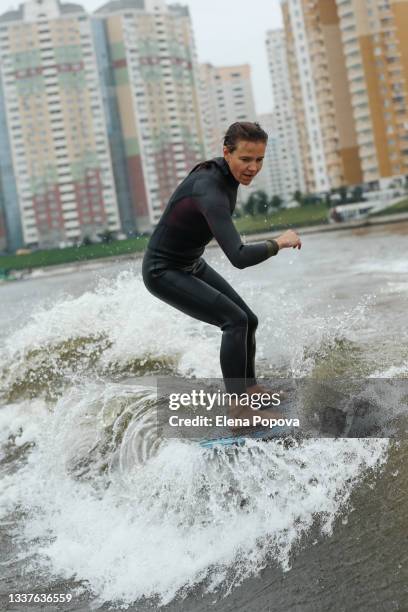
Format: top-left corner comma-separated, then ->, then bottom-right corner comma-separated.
265,239 -> 279,257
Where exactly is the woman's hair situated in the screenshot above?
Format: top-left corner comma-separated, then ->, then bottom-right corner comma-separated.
223,121 -> 268,153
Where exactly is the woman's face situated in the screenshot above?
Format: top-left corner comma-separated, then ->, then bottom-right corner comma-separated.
223,140 -> 266,185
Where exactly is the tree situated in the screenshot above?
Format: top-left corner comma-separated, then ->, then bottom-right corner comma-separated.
301,193 -> 321,206
351,186 -> 364,203
270,195 -> 283,210
97,229 -> 116,244
293,190 -> 303,206
243,193 -> 257,216
339,186 -> 348,204
243,191 -> 267,216
81,235 -> 93,246
254,190 -> 269,215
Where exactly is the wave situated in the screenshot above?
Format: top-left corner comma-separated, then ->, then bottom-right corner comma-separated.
0,259 -> 405,607
0,388 -> 389,607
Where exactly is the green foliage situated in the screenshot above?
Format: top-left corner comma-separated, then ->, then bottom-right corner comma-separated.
243,193 -> 257,216
270,195 -> 283,210
330,185 -> 365,205
235,202 -> 329,234
0,236 -> 150,272
292,190 -> 324,207
302,193 -> 321,206
81,235 -> 93,247
244,190 -> 279,216
333,186 -> 348,204
254,191 -> 269,215
351,186 -> 365,202
97,229 -> 116,244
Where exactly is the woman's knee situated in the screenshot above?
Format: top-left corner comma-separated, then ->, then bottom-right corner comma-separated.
222,307 -> 248,331
214,294 -> 250,331
247,310 -> 258,331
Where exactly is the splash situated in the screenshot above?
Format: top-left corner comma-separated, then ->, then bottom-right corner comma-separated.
0,271 -> 216,402
0,255 -> 402,607
0,392 -> 389,607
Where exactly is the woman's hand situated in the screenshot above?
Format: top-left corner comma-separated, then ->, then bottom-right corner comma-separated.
275,229 -> 302,250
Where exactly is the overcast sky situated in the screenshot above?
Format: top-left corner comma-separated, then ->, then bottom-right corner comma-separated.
8,0 -> 283,114
175,0 -> 284,115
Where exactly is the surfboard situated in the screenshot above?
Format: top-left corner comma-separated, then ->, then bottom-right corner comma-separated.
199,424 -> 296,449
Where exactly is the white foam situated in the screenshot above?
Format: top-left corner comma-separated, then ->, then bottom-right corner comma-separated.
1,270 -> 219,383
0,389 -> 389,606
0,254 -> 399,606
0,259 -> 384,386
370,364 -> 408,378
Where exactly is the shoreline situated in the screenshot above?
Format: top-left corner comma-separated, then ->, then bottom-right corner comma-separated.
244,210 -> 408,242
2,212 -> 408,282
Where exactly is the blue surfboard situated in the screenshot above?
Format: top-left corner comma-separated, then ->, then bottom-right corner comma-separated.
199,424 -> 295,449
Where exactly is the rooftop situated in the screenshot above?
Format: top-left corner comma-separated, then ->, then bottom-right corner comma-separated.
94,0 -> 145,14
0,0 -> 85,23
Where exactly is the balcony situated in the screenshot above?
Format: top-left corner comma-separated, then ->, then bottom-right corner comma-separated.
380,17 -> 394,29
358,133 -> 374,147
346,57 -> 363,72
338,7 -> 354,20
359,144 -> 377,165
360,152 -> 377,165
352,91 -> 369,106
356,119 -> 373,132
322,124 -> 338,139
392,95 -> 406,107
395,118 -> 408,130
342,30 -> 358,46
354,106 -> 370,121
340,13 -> 357,31
349,79 -> 366,95
343,39 -> 360,56
326,152 -> 341,166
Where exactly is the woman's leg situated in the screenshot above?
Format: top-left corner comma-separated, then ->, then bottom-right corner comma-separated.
143,264 -> 249,394
193,259 -> 258,386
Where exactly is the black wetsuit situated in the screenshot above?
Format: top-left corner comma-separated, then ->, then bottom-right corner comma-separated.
142,157 -> 279,394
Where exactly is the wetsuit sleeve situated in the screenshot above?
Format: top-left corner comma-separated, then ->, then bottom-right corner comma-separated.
193,178 -> 279,269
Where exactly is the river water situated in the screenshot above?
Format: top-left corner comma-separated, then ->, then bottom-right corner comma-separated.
0,222 -> 407,611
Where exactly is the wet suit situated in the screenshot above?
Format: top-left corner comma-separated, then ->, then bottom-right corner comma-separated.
142,157 -> 279,394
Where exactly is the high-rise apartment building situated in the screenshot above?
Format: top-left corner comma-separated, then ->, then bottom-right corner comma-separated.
304,1 -> 363,188
283,0 -> 363,191
336,0 -> 408,184
265,29 -> 305,201
0,71 -> 21,252
198,62 -> 221,160
0,201 -> 6,251
281,2 -> 331,192
256,112 -> 281,199
94,0 -> 204,229
199,62 -> 265,203
282,0 -> 408,189
0,0 -> 120,249
199,63 -> 257,159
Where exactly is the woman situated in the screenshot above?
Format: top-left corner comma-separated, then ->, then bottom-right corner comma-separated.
143,122 -> 301,421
